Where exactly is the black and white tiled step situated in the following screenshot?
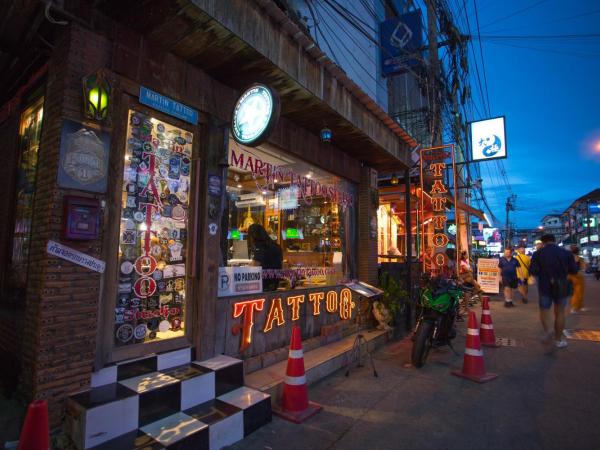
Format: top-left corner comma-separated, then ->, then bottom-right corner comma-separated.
66,349 -> 271,450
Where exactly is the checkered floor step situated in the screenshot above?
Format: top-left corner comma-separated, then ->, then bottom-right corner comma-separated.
67,348 -> 271,450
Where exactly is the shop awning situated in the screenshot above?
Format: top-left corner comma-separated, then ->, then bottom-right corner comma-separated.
92,0 -> 415,171
456,200 -> 486,221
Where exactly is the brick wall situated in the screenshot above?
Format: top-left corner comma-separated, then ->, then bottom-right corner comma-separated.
357,167 -> 378,285
18,25 -> 113,428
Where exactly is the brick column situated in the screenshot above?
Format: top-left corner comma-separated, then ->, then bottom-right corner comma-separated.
19,24 -> 112,428
357,167 -> 378,285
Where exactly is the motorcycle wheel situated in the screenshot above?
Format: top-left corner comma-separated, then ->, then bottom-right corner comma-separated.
411,320 -> 434,368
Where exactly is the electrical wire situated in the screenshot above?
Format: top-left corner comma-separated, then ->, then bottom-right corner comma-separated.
480,0 -> 550,31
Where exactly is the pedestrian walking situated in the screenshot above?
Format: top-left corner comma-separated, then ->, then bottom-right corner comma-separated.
499,247 -> 520,308
530,234 -> 578,350
514,245 -> 531,304
568,245 -> 587,313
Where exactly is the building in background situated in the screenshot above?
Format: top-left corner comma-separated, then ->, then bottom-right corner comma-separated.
562,188 -> 600,262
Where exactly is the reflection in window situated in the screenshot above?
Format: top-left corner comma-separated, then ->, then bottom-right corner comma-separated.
8,97 -> 44,290
221,141 -> 357,293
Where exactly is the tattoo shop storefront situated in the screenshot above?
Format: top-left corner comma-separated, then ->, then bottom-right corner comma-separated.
0,1 -> 414,446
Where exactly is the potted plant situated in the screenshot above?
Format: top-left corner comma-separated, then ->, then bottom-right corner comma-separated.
374,272 -> 407,331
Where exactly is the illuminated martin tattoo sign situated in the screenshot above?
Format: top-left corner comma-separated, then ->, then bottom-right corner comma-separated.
231,84 -> 280,146
470,116 -> 507,162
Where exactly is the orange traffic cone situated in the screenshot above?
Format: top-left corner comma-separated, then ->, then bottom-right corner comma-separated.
480,296 -> 500,347
17,400 -> 49,450
273,325 -> 322,423
452,311 -> 498,383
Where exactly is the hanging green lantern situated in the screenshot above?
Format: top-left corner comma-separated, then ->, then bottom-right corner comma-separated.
82,70 -> 111,121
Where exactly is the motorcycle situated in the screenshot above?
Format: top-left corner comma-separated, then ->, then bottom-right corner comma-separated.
411,276 -> 469,368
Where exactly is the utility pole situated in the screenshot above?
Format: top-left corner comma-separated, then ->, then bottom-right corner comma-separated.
586,199 -> 592,251
426,0 -> 441,146
505,195 -> 516,247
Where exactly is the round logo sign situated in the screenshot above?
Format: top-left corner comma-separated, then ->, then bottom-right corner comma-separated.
116,324 -> 134,343
134,277 -> 157,298
231,84 -> 280,146
134,255 -> 157,276
134,324 -> 148,340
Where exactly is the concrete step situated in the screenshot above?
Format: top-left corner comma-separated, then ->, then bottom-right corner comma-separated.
246,328 -> 391,404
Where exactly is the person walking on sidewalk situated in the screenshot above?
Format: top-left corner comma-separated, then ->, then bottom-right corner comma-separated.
514,245 -> 531,304
568,245 -> 587,314
499,247 -> 520,308
530,234 -> 578,349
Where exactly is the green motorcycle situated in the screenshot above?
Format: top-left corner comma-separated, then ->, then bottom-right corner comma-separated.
411,277 -> 466,368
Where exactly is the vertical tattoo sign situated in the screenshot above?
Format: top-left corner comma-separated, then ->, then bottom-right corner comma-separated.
419,144 -> 458,276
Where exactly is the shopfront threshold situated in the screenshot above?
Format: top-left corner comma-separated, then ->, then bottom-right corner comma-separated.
63,327 -> 389,450
245,326 -> 391,405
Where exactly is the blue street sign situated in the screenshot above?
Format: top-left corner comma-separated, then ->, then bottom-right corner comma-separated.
139,87 -> 198,125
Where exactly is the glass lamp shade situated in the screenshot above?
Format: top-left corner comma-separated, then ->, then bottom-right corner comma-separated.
82,71 -> 111,121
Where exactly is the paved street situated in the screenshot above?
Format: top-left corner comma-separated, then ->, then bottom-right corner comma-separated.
231,275 -> 600,450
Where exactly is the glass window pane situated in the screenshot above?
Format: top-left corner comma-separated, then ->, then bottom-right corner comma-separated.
219,141 -> 356,295
8,97 -> 44,290
114,110 -> 192,346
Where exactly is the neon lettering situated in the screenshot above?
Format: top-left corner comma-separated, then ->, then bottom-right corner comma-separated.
308,292 -> 325,316
287,295 -> 305,321
430,179 -> 448,195
232,299 -> 265,352
263,297 -> 285,332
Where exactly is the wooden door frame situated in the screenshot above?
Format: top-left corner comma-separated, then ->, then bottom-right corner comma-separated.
95,83 -> 203,367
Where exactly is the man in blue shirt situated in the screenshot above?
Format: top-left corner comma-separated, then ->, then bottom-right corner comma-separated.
498,247 -> 520,308
530,234 -> 578,350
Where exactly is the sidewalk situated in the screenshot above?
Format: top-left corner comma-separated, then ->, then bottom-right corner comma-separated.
230,275 -> 600,450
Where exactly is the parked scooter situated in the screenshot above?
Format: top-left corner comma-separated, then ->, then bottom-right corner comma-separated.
411,275 -> 472,368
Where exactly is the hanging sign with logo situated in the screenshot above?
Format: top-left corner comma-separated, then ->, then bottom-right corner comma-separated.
231,84 -> 280,146
419,144 -> 458,276
380,10 -> 423,77
57,119 -> 110,193
470,116 -> 507,162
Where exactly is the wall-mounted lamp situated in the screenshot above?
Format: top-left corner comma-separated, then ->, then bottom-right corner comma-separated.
320,127 -> 332,143
82,69 -> 111,121
390,173 -> 399,185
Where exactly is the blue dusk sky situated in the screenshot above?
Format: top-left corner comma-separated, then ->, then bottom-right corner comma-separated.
460,0 -> 600,228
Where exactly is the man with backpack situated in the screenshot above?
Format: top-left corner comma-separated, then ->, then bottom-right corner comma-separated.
530,234 -> 578,350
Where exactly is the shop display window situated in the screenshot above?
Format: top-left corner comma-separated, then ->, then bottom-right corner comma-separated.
220,141 -> 357,294
114,110 -> 192,346
8,97 -> 44,290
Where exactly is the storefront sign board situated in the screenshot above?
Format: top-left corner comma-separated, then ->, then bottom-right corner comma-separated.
419,144 -> 459,276
470,116 -> 507,162
232,287 -> 355,351
139,86 -> 198,124
218,266 -> 263,297
57,119 -> 110,193
477,258 -> 500,294
47,240 -> 106,273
